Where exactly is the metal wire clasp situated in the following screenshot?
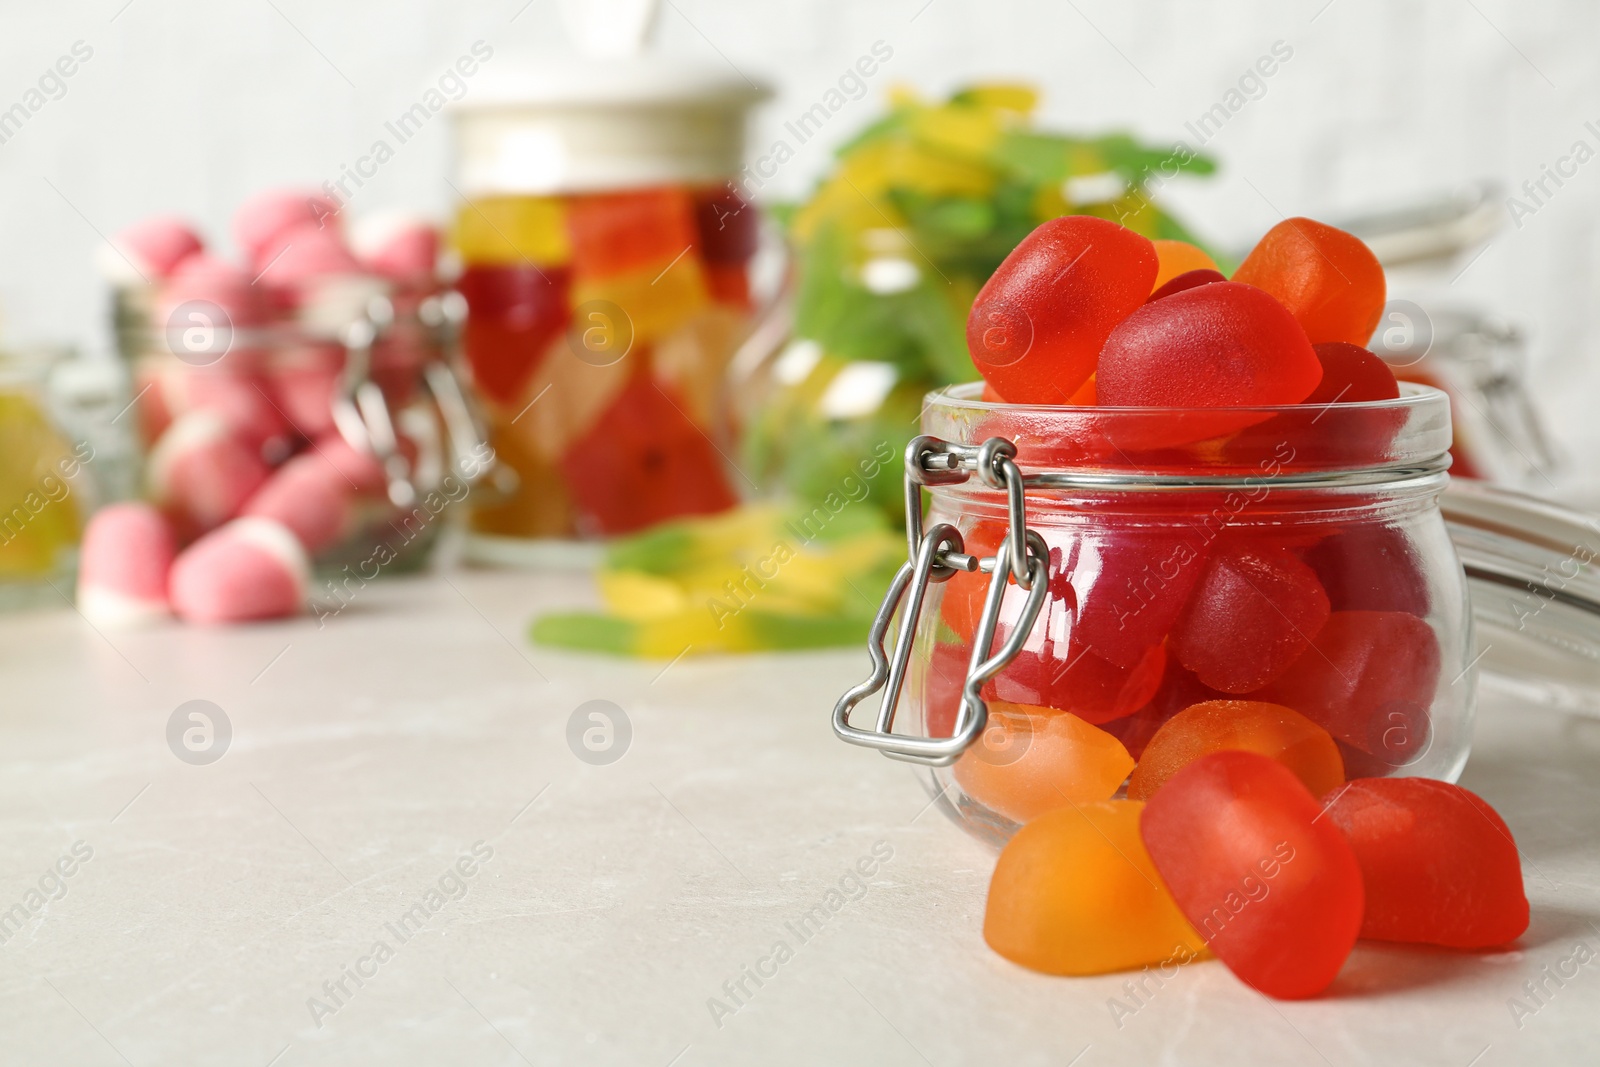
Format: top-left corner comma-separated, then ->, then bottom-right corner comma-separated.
832,435 -> 1048,766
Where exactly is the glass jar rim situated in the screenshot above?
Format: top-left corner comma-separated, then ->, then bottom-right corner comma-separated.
921,381 -> 1453,484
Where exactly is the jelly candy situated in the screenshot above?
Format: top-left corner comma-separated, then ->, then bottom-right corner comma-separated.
1321,777 -> 1528,948
1302,524 -> 1431,616
1127,700 -> 1343,801
991,640 -> 1167,726
1150,239 -> 1218,291
565,187 -> 702,280
1103,663 -> 1222,760
1147,268 -> 1225,303
1065,375 -> 1097,404
1096,282 -> 1322,448
1261,611 -> 1439,763
1232,218 -> 1385,346
984,800 -> 1207,976
693,186 -> 759,268
559,370 -> 737,535
452,196 -> 571,267
954,702 -> 1135,824
456,265 -> 572,406
1073,527 -> 1211,669
1303,342 -> 1399,405
570,258 -> 708,346
1140,751 -> 1363,999
1170,542 -> 1331,693
508,331 -> 633,465
967,216 -> 1157,403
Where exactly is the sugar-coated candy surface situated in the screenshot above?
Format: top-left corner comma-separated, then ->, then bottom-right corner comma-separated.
1262,610 -> 1439,764
76,503 -> 177,626
954,703 -> 1135,824
1072,527 -> 1211,668
168,517 -> 308,624
1232,218 -> 1386,346
1127,700 -> 1344,801
1322,778 -> 1528,948
985,801 -> 1207,976
1150,240 -> 1218,291
1140,751 -> 1363,999
1147,268 -> 1225,303
1103,663 -> 1223,760
1096,282 -> 1322,448
967,216 -> 1157,403
1170,542 -> 1331,693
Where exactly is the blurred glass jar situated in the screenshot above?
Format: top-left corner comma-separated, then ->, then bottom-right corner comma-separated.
448,56 -> 771,558
0,346 -> 130,608
111,267 -> 491,577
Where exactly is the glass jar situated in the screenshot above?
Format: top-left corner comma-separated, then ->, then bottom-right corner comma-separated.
449,55 -> 771,556
835,383 -> 1479,847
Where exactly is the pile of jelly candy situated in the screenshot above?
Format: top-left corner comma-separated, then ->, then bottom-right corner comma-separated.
950,214 -> 1529,997
529,503 -> 902,656
453,184 -> 750,538
744,83 -> 1217,524
82,193 -> 446,624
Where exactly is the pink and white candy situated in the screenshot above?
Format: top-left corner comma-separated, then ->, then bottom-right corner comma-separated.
241,453 -> 353,554
169,517 -> 309,624
147,412 -> 271,535
76,503 -> 177,626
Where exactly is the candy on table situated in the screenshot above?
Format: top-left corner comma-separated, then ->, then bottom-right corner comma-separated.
233,188 -> 341,270
452,196 -> 572,267
1261,610 -> 1440,764
966,215 -> 1158,404
1140,750 -> 1364,999
455,265 -> 573,406
1127,700 -> 1344,801
1321,777 -> 1529,948
1301,523 -> 1432,616
984,800 -> 1208,976
1149,239 -> 1218,291
1169,542 -> 1331,693
1232,217 -> 1386,346
99,216 -> 204,282
240,452 -> 353,554
147,411 -> 271,536
1147,268 -> 1225,303
529,504 -> 901,656
75,503 -> 177,626
168,517 -> 309,623
1096,281 -> 1323,448
954,702 -> 1135,825
558,370 -> 737,535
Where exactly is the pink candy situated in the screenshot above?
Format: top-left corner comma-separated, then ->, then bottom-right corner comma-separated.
76,503 -> 177,625
147,412 -> 271,536
234,189 -> 340,269
169,518 -> 309,623
242,453 -> 353,554
101,216 -> 204,282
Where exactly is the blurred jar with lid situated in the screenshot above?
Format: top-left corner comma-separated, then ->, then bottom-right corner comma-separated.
448,0 -> 772,560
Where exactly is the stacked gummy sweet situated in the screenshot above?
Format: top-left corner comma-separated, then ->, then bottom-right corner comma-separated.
934,215 -> 1527,997
82,192 -> 443,625
452,185 -> 755,539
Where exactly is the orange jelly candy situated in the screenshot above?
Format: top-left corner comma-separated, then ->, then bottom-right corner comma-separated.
954,702 -> 1134,825
1150,239 -> 1219,290
1127,700 -> 1344,801
984,800 -> 1207,976
1232,217 -> 1386,346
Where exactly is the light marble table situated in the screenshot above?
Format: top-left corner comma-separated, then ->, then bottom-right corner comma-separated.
0,568 -> 1597,1066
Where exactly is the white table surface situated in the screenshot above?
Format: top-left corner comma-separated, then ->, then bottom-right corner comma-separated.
1,567 -> 1597,1066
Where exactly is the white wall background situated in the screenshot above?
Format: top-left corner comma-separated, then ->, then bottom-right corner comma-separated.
2,0 -> 1597,463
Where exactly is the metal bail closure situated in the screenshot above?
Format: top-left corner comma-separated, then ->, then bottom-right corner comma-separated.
834,432 -> 1051,767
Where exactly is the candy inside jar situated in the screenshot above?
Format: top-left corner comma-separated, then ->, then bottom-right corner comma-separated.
847,382 -> 1473,849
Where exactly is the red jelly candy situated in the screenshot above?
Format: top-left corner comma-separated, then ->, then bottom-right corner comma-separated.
1232,218 -> 1386,346
967,216 -> 1157,403
1322,778 -> 1529,948
1170,542 -> 1331,693
1302,524 -> 1431,616
1096,282 -> 1322,448
1072,528 -> 1211,668
1147,268 -> 1225,303
1140,751 -> 1364,999
1103,663 -> 1225,760
1261,611 -> 1439,763
559,369 -> 737,534
456,265 -> 572,406
1304,342 -> 1399,405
